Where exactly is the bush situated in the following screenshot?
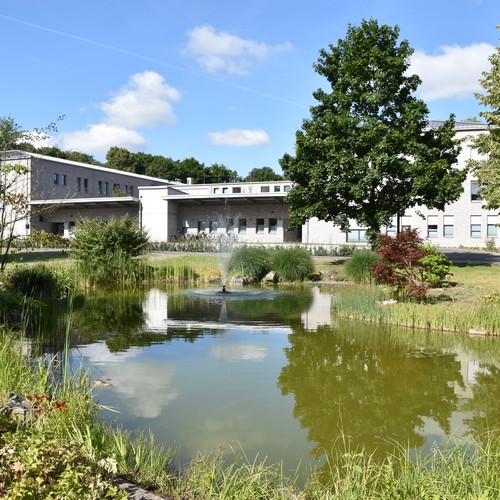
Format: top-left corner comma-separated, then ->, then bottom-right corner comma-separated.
344,250 -> 380,284
370,229 -> 429,301
271,248 -> 314,281
7,264 -> 66,300
228,247 -> 272,281
71,217 -> 149,285
419,244 -> 452,287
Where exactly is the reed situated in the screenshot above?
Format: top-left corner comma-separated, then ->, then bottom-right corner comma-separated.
271,247 -> 315,281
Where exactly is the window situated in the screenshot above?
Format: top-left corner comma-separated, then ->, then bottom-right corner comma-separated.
222,187 -> 229,194
197,220 -> 206,233
83,178 -> 89,193
256,218 -> 265,233
77,177 -> 82,192
487,215 -> 498,238
62,174 -> 67,186
129,185 -> 133,196
104,182 -> 109,196
401,215 -> 412,232
113,183 -> 120,194
274,185 -> 281,192
260,186 -> 270,193
54,173 -> 59,185
213,187 -> 220,194
443,215 -> 454,237
98,181 -> 103,195
427,215 -> 438,238
284,185 -> 291,192
346,229 -> 367,243
471,181 -> 481,201
470,215 -> 482,238
226,218 -> 234,234
232,187 -> 241,193
385,224 -> 396,237
269,218 -> 278,233
238,218 -> 247,233
210,220 -> 218,233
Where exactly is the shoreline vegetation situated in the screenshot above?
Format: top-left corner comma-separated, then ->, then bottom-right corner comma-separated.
1,248 -> 500,498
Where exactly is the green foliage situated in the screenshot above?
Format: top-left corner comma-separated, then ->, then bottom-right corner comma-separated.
14,229 -> 70,249
7,264 -> 67,300
271,248 -> 314,281
71,217 -> 149,284
419,244 -> 452,287
228,246 -> 272,281
280,19 -> 464,246
243,166 -> 283,182
471,26 -> 500,209
344,250 -> 380,284
0,429 -> 126,499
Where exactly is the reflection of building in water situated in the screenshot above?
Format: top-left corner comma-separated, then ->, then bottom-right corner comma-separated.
143,288 -> 169,330
453,348 -> 493,399
301,286 -> 336,331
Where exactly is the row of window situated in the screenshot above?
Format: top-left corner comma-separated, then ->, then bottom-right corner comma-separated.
213,185 -> 291,194
189,218 -> 280,235
427,215 -> 498,238
347,215 -> 499,242
54,173 -> 134,196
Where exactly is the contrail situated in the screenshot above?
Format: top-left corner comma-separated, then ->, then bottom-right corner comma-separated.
0,14 -> 306,109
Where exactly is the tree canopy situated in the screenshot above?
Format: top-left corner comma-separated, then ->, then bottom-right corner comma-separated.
471,26 -> 500,210
280,19 -> 465,245
243,166 -> 283,182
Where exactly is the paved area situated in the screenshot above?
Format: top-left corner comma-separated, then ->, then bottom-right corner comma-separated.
438,248 -> 500,265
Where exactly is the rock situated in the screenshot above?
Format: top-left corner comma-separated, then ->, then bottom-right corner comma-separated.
1,394 -> 34,421
469,328 -> 487,336
230,275 -> 250,285
263,271 -> 278,283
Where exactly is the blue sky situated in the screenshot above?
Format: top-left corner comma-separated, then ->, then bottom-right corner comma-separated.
0,0 -> 498,177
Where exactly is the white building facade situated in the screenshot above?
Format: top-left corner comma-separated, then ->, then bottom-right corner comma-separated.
140,122 -> 498,249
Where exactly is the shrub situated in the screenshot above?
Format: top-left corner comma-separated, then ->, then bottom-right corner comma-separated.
228,247 -> 272,281
344,250 -> 380,284
419,244 -> 452,287
370,229 -> 428,301
71,217 -> 149,285
271,248 -> 314,281
7,264 -> 66,300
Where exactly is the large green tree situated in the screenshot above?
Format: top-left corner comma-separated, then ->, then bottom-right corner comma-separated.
280,19 -> 465,245
471,26 -> 500,209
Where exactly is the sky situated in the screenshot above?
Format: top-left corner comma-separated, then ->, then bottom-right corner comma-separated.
0,0 -> 498,177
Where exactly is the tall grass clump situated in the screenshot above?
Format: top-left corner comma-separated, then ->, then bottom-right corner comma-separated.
332,287 -> 387,323
271,248 -> 315,282
344,250 -> 380,284
228,246 -> 272,281
7,264 -> 67,300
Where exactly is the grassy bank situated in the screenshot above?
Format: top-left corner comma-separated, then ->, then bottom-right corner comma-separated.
331,263 -> 500,335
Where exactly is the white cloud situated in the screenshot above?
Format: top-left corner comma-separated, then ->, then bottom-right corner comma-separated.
184,25 -> 292,75
59,123 -> 146,154
59,71 -> 180,155
101,71 -> 181,128
410,43 -> 494,100
209,128 -> 270,146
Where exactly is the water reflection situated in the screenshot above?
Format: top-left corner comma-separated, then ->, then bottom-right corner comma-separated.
35,284 -> 500,476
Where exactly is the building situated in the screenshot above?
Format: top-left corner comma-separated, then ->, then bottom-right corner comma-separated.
140,122 -> 498,249
1,151 -> 173,238
2,121 -> 498,249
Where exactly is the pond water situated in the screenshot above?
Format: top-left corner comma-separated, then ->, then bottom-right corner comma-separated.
40,284 -> 500,478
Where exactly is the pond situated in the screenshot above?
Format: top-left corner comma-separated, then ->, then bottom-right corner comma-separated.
37,284 -> 500,479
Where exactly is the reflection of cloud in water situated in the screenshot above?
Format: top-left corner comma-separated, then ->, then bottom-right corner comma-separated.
209,343 -> 268,362
76,342 -> 179,418
107,362 -> 179,418
181,414 -> 269,456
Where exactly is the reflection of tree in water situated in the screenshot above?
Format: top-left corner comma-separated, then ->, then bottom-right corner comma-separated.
278,321 -> 463,466
463,363 -> 500,443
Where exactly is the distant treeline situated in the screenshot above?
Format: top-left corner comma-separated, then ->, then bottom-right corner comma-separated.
18,143 -> 283,184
